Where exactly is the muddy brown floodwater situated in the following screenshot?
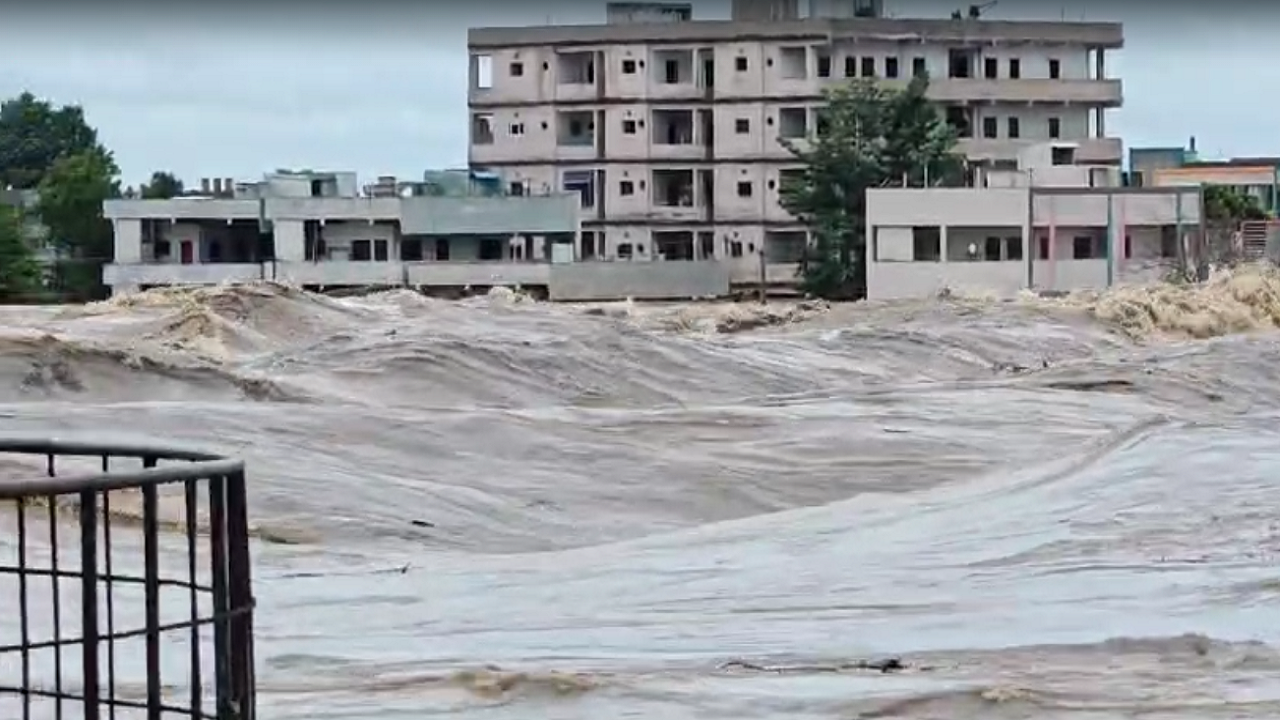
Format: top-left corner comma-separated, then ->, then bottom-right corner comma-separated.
3,266 -> 1280,719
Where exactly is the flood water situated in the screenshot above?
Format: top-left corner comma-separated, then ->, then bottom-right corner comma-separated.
2,270 -> 1280,718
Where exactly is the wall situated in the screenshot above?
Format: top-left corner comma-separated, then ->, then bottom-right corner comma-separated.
548,260 -> 730,300
400,196 -> 579,234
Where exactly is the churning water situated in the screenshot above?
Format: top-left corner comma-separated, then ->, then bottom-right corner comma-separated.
3,267 -> 1280,718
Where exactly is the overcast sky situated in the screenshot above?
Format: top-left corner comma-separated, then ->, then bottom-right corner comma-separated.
0,0 -> 1273,185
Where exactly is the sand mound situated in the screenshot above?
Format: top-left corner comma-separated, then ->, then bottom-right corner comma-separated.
1062,263 -> 1280,340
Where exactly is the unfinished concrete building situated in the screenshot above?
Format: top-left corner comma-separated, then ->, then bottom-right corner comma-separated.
467,0 -> 1123,288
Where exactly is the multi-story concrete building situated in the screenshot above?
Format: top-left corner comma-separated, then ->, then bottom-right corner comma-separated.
467,0 -> 1123,288
865,141 -> 1202,299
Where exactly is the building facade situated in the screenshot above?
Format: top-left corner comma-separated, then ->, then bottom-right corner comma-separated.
104,170 -> 584,295
103,169 -> 746,301
467,0 -> 1123,287
866,142 -> 1203,300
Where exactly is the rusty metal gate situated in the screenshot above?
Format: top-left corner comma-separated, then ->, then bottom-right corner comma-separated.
0,438 -> 255,720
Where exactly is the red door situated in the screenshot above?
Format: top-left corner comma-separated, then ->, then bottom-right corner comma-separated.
180,241 -> 194,264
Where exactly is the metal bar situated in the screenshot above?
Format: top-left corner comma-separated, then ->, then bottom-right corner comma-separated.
79,489 -> 101,720
0,459 -> 245,500
0,685 -> 218,716
0,605 -> 253,654
47,452 -> 64,720
100,456 -> 116,720
141,459 -> 162,720
208,474 -> 233,719
0,565 -> 210,591
185,479 -> 203,719
226,469 -> 256,720
17,496 -> 31,720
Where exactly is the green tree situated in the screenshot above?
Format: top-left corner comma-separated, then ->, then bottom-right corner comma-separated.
0,92 -> 102,190
0,204 -> 43,299
36,148 -> 121,299
1203,184 -> 1268,223
779,75 -> 963,299
140,171 -> 184,199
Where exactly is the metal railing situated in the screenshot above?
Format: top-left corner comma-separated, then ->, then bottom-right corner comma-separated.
0,438 -> 255,720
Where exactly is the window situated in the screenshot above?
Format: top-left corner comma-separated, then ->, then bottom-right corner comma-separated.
509,122 -> 524,136
860,57 -> 875,77
735,118 -> 750,134
620,180 -> 635,195
1072,235 -> 1096,260
1048,117 -> 1060,139
844,56 -> 857,77
351,239 -> 372,261
664,59 -> 679,83
735,56 -> 748,71
1008,58 -> 1021,79
154,240 -> 171,259
912,226 -> 941,261
1048,59 -> 1060,79
983,117 -> 998,139
622,119 -> 637,134
374,239 -> 388,261
435,238 -> 451,261
618,242 -> 634,259
737,181 -> 753,197
984,237 -> 1002,261
622,59 -> 637,74
1007,117 -> 1020,139
729,241 -> 743,257
884,57 -> 899,78
912,57 -> 926,77
1006,238 -> 1023,261
509,62 -> 524,77
817,55 -> 831,77
984,57 -> 998,79
401,237 -> 423,261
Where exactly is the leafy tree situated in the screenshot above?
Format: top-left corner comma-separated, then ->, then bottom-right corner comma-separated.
779,75 -> 963,299
1203,184 -> 1268,223
140,171 -> 184,199
0,92 -> 101,190
36,148 -> 121,299
0,204 -> 43,299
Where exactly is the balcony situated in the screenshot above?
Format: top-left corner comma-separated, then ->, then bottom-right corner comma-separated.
650,109 -> 708,161
555,50 -> 600,102
650,48 -> 700,100
922,79 -> 1123,107
556,110 -> 598,161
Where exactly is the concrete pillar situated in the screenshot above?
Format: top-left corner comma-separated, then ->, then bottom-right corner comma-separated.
113,219 -> 143,263
939,225 -> 949,263
274,219 -> 306,261
1094,49 -> 1107,138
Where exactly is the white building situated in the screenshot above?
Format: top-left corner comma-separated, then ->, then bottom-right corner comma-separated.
468,0 -> 1123,289
866,142 -> 1204,299
103,169 -> 741,301
103,169 -> 582,295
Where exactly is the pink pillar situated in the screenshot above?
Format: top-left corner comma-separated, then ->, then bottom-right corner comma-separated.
1046,196 -> 1056,290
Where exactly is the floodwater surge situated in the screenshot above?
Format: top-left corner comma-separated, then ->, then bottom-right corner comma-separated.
2,266 -> 1280,718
